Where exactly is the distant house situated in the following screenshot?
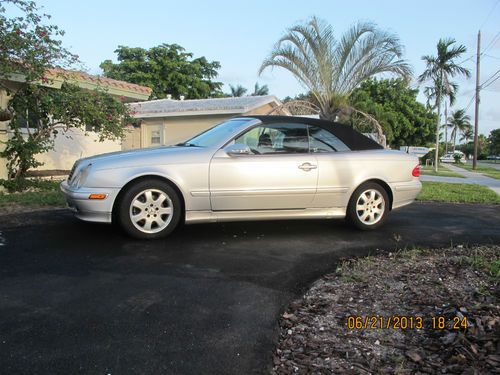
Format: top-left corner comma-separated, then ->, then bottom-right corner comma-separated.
0,69 -> 152,176
125,95 -> 282,149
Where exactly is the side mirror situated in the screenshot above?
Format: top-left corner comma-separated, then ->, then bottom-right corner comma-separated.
224,143 -> 251,156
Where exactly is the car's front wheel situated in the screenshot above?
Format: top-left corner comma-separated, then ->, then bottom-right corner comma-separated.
116,179 -> 182,239
347,182 -> 389,230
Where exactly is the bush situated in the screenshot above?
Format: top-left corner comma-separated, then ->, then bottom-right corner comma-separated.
454,154 -> 463,164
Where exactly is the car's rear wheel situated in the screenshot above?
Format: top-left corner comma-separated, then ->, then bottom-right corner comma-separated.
347,182 -> 389,230
116,179 -> 181,239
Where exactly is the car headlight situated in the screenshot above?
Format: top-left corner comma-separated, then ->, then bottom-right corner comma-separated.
70,163 -> 92,188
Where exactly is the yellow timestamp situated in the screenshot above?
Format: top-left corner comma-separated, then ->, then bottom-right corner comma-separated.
346,315 -> 468,330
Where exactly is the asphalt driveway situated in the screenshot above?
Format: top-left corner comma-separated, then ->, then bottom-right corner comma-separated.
0,202 -> 499,374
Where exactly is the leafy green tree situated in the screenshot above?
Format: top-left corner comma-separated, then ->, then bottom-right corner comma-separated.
0,0 -> 78,89
100,44 -> 223,100
458,134 -> 488,160
252,82 -> 269,96
2,83 -> 130,180
418,38 -> 470,171
0,0 -> 130,183
447,109 -> 471,151
349,79 -> 436,147
488,129 -> 500,156
229,84 -> 247,97
259,17 -> 412,124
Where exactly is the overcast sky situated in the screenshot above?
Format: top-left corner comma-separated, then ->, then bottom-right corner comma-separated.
36,0 -> 500,135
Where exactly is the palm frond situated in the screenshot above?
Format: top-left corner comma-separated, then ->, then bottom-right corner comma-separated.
259,17 -> 412,121
335,22 -> 412,93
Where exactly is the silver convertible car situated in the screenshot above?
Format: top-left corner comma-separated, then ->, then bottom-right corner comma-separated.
61,116 -> 421,239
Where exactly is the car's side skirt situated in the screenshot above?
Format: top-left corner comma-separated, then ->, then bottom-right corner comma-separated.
184,208 -> 346,224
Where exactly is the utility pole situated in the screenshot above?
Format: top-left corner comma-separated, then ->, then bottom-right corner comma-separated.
473,30 -> 481,170
444,101 -> 448,154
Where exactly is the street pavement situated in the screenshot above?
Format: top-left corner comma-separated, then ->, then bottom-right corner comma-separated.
475,161 -> 500,171
0,203 -> 499,374
421,164 -> 500,194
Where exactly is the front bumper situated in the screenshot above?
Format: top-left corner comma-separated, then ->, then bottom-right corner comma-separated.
60,181 -> 120,223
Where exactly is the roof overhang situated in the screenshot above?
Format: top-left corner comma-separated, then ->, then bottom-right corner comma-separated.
133,108 -> 251,119
130,95 -> 281,119
3,70 -> 151,102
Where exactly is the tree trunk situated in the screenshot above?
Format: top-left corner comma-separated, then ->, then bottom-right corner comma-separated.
444,101 -> 448,154
435,92 -> 441,173
319,107 -> 339,122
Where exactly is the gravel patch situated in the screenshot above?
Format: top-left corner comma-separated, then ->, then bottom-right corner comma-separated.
272,246 -> 499,374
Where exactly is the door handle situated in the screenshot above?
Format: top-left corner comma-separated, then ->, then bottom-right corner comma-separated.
298,162 -> 317,171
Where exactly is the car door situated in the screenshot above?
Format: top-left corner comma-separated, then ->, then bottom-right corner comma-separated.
209,123 -> 318,211
307,125 -> 353,208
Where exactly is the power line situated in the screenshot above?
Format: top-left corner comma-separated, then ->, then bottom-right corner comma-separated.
482,31 -> 500,54
480,68 -> 500,88
484,53 -> 500,60
460,70 -> 499,113
458,54 -> 475,65
479,0 -> 500,29
464,93 -> 476,112
482,73 -> 500,89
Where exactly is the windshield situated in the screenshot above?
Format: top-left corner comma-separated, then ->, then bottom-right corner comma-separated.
180,118 -> 253,147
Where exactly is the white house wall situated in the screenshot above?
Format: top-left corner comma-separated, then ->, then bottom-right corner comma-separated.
18,127 -> 121,171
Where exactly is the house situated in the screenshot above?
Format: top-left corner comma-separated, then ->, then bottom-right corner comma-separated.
125,95 -> 282,149
0,69 -> 152,178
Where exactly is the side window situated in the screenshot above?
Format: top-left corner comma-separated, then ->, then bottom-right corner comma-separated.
308,125 -> 350,152
234,123 -> 309,154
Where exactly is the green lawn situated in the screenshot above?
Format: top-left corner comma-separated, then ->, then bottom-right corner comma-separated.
0,179 -> 66,210
417,181 -> 500,204
0,190 -> 65,208
420,165 -> 465,178
457,164 -> 500,180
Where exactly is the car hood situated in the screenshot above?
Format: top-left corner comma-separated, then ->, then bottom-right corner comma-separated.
78,145 -> 211,170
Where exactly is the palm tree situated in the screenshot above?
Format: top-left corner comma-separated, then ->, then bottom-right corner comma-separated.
259,17 -> 412,125
460,127 -> 473,144
425,81 -> 459,154
423,81 -> 459,110
448,109 -> 472,151
418,38 -> 470,171
229,84 -> 247,97
252,82 -> 269,96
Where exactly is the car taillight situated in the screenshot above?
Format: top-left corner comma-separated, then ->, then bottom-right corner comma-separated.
412,165 -> 420,177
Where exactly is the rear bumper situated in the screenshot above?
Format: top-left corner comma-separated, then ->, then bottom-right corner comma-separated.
391,179 -> 422,209
60,181 -> 120,223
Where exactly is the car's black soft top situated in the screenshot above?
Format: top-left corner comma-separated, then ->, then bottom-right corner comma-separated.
239,115 -> 383,151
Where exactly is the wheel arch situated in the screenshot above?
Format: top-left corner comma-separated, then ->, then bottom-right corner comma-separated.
352,178 -> 394,210
111,174 -> 186,221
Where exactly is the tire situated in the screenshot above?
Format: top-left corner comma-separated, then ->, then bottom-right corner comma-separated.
116,179 -> 182,239
346,182 -> 389,230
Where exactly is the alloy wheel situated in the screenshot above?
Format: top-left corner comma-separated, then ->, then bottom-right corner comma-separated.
129,189 -> 174,233
355,189 -> 385,225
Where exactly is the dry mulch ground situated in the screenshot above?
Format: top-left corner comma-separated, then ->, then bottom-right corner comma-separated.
272,246 -> 499,374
